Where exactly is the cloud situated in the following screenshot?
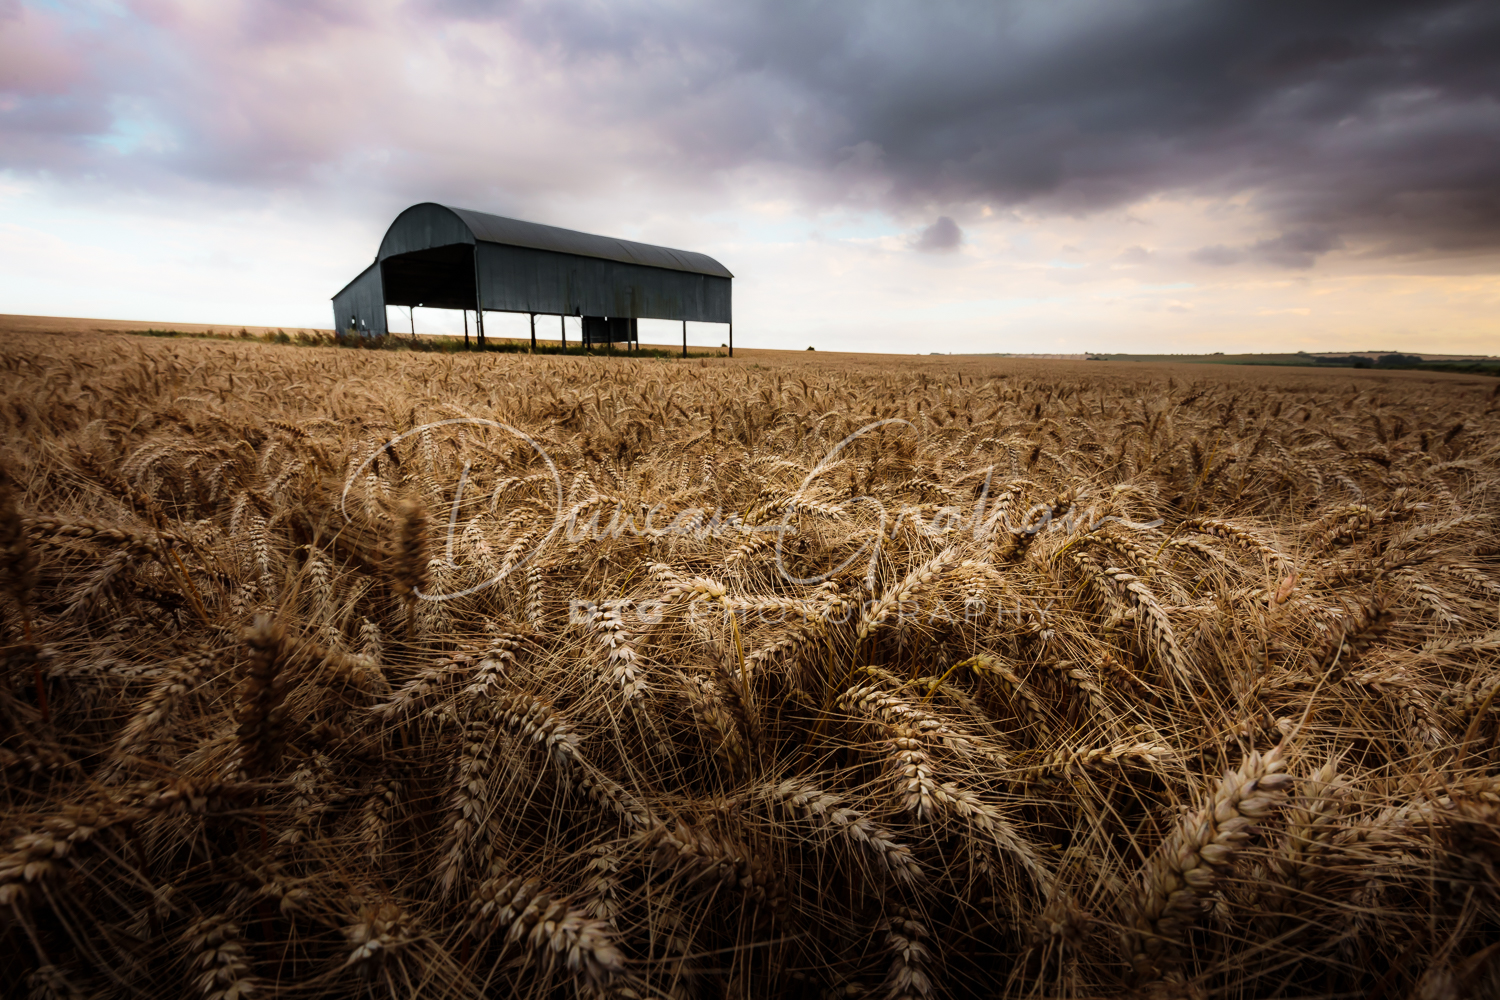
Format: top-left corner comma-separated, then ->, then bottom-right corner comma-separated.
425,0 -> 1500,259
1,0 -> 1498,268
1193,226 -> 1345,269
913,215 -> 961,252
1192,244 -> 1246,267
1250,227 -> 1345,269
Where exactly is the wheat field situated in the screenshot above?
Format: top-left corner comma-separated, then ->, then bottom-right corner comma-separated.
1,329 -> 1498,999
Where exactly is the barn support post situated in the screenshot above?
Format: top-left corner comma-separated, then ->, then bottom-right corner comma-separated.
472,251 -> 485,348
410,307 -> 416,342
560,315 -> 566,351
529,312 -> 536,352
682,320 -> 687,359
463,309 -> 470,349
728,322 -> 733,358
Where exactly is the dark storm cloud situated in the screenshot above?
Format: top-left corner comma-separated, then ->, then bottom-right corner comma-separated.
3,0 -> 1498,261
1192,227 -> 1345,270
457,0 -> 1500,259
914,216 -> 961,252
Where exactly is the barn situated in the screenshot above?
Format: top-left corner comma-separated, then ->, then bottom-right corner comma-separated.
332,203 -> 734,355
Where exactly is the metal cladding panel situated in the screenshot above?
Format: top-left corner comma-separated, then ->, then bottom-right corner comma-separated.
331,262 -> 388,336
378,203 -> 475,260
451,207 -> 731,278
476,242 -> 731,323
374,202 -> 732,279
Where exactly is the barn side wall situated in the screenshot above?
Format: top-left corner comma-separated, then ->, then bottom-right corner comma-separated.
476,242 -> 731,323
331,262 -> 388,337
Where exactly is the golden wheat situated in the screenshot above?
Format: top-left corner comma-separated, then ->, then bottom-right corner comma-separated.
0,329 -> 1496,997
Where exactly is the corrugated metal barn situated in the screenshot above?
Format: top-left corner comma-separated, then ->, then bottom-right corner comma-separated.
332,203 -> 734,354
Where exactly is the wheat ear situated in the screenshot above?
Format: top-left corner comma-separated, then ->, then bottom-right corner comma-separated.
764,777 -> 923,884
184,915 -> 260,1000
231,615 -> 289,780
0,463 -> 37,624
469,875 -> 626,986
388,496 -> 429,637
879,907 -> 936,1000
1123,745 -> 1291,981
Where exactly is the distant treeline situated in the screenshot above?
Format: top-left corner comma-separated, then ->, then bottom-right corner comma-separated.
1312,353 -> 1500,374
1086,350 -> 1499,374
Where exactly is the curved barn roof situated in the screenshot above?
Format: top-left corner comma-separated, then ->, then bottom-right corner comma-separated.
377,203 -> 733,279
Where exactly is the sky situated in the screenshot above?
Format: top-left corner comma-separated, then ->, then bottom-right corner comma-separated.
2,0 -> 1498,355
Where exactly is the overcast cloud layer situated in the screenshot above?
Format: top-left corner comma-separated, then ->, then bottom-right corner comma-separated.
2,0 -> 1498,353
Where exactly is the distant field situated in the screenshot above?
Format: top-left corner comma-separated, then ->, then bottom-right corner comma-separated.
5,312 -> 1498,380
1088,352 -> 1314,365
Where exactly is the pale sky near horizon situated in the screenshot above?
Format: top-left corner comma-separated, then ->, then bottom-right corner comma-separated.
2,0 -> 1498,355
